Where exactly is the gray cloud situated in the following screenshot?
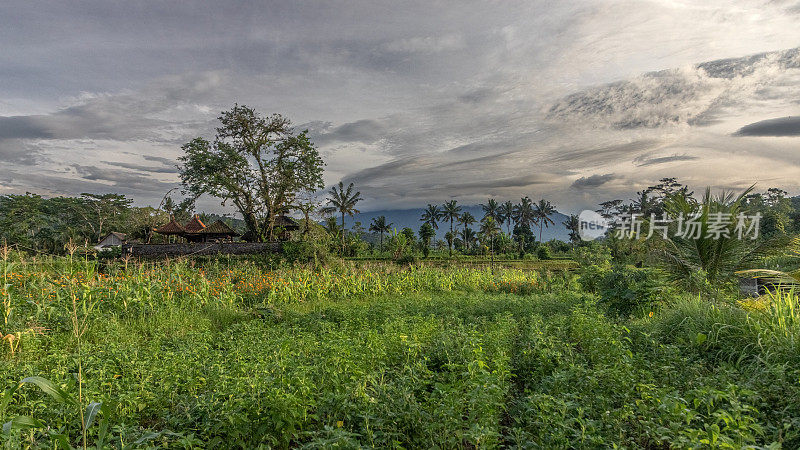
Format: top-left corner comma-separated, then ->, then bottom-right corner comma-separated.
0,139 -> 43,165
547,47 -> 800,131
571,173 -> 618,189
311,119 -> 387,145
107,161 -> 179,173
547,140 -> 661,164
734,116 -> 800,136
445,174 -> 553,190
634,154 -> 699,166
73,164 -> 174,192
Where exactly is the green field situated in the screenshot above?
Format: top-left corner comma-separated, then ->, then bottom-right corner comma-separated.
1,254 -> 799,448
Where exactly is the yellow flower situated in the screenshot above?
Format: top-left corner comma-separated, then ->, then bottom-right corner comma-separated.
336,420 -> 343,428
648,311 -> 654,318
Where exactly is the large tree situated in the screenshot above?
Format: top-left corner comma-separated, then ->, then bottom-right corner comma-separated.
78,193 -> 132,242
418,222 -> 436,257
179,105 -> 325,242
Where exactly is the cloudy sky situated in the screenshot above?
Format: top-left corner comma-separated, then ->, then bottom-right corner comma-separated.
2,0 -> 800,214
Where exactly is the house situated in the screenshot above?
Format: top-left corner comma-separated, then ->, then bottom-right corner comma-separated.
154,217 -> 186,243
197,220 -> 240,242
94,232 -> 129,251
153,215 -> 240,243
273,215 -> 300,240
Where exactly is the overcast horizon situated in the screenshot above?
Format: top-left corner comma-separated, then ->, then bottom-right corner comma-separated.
2,1 -> 800,215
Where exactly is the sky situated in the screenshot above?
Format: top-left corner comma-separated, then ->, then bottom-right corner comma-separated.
1,0 -> 800,214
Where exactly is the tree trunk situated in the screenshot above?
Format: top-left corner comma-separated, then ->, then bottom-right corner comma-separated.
379,232 -> 383,252
449,219 -> 453,257
341,212 -> 346,254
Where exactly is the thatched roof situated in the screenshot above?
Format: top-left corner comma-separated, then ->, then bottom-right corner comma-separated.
200,220 -> 240,236
184,215 -> 206,233
274,215 -> 300,229
155,218 -> 186,235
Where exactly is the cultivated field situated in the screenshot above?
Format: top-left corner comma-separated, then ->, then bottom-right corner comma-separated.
1,252 -> 799,448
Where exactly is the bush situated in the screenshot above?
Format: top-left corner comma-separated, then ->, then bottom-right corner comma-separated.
536,245 -> 552,260
579,264 -> 667,316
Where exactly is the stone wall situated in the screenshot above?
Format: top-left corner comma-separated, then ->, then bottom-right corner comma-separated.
124,242 -> 282,258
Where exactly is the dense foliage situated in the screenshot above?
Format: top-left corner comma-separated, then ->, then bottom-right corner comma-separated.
1,250 -> 799,448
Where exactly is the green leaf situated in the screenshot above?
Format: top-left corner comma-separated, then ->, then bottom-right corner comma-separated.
3,415 -> 44,433
84,401 -> 102,430
48,432 -> 71,449
21,376 -> 75,405
695,333 -> 707,345
0,384 -> 19,414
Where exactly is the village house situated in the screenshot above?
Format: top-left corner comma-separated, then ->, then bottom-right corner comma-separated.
93,232 -> 131,251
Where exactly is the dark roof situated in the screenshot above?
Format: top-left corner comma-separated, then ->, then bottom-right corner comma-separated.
274,215 -> 300,229
184,215 -> 206,233
98,232 -> 128,243
155,218 -> 186,235
200,220 -> 240,236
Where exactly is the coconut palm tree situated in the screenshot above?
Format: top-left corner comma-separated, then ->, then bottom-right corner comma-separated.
322,181 -> 363,253
562,214 -> 580,245
440,200 -> 462,256
421,204 -> 442,229
533,199 -> 555,242
499,200 -> 514,234
513,197 -> 536,229
369,215 -> 393,252
481,198 -> 500,221
458,211 -> 476,234
512,197 -> 537,253
461,227 -> 477,251
480,216 -> 501,272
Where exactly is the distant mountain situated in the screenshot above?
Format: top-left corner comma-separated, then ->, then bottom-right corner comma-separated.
339,205 -> 571,242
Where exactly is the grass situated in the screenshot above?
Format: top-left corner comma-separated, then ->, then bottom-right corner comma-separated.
1,252 -> 799,447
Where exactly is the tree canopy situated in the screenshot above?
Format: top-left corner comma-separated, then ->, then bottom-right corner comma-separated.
179,105 -> 325,242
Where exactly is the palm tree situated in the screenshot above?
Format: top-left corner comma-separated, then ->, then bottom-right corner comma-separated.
660,186 -> 782,291
480,216 -> 501,273
461,227 -> 477,251
369,216 -> 393,252
440,200 -> 462,256
512,197 -> 536,252
458,211 -> 476,234
499,201 -> 514,234
322,181 -> 363,253
562,214 -> 580,245
419,222 -> 436,257
421,204 -> 442,229
481,198 -> 500,221
533,199 -> 555,242
513,197 -> 536,229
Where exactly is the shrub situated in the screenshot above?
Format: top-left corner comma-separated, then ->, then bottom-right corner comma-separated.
536,245 -> 551,260
580,264 -> 667,316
